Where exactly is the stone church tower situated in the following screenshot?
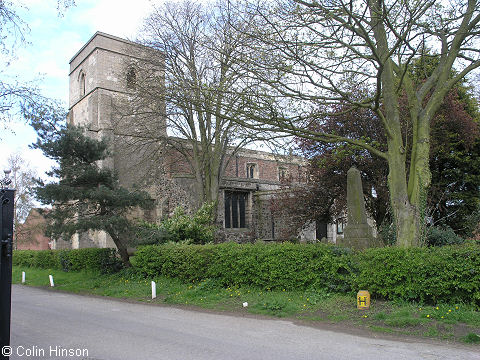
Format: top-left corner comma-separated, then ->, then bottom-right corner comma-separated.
66,32 -> 166,248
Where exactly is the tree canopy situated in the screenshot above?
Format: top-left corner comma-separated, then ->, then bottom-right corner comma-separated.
233,0 -> 480,246
273,80 -> 480,241
113,0 -> 262,220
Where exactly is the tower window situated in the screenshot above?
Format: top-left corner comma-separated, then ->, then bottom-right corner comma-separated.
224,191 -> 248,228
126,67 -> 136,89
79,72 -> 86,97
278,167 -> 287,181
246,163 -> 257,179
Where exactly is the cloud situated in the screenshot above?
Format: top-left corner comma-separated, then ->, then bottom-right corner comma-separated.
72,0 -> 155,40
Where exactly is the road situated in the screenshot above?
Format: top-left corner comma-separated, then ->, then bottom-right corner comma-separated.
6,285 -> 479,360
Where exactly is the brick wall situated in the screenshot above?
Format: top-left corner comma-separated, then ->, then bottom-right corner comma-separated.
16,209 -> 51,250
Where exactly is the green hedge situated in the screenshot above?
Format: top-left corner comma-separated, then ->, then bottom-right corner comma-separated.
13,248 -> 122,274
133,243 -> 480,306
353,246 -> 480,305
133,243 -> 354,292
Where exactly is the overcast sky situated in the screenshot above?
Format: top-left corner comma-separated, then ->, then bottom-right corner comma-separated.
0,0 -> 157,178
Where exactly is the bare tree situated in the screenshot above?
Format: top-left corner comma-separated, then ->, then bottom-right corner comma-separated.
0,1 -> 75,132
232,0 -> 480,246
6,152 -> 38,249
116,0 -> 259,217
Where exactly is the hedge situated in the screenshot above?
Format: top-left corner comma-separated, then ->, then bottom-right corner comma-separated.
13,248 -> 122,274
133,243 -> 480,306
353,246 -> 480,305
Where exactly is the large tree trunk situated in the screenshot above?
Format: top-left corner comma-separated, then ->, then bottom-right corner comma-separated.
369,0 -> 427,248
108,231 -> 131,268
387,149 -> 419,247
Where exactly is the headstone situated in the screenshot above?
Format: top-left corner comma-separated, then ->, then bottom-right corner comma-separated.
338,167 -> 380,250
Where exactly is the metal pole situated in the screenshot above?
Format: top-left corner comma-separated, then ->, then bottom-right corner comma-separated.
0,170 -> 15,360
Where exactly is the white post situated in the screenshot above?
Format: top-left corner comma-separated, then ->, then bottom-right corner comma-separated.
49,275 -> 54,287
22,271 -> 25,284
151,281 -> 156,299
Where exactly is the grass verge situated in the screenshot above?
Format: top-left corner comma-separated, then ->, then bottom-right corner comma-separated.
12,266 -> 480,344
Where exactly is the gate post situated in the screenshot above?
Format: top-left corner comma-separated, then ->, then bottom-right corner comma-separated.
0,170 -> 15,360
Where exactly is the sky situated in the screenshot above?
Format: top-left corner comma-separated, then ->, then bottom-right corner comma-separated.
0,0 -> 158,179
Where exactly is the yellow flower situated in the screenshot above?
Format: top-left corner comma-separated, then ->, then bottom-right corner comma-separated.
448,309 -> 452,312
435,306 -> 439,310
427,314 -> 430,318
455,306 -> 459,310
441,316 -> 444,319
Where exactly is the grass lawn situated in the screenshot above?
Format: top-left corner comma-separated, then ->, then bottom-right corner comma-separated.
12,266 -> 480,344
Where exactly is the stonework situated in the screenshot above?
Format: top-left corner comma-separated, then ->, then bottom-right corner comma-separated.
57,32 -> 341,249
337,167 -> 381,250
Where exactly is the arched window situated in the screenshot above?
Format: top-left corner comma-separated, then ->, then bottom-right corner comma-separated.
126,67 -> 136,89
79,71 -> 86,97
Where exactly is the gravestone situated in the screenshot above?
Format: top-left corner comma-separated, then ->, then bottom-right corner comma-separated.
338,167 -> 380,250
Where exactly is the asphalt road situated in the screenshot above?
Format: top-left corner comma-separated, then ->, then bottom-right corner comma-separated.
5,285 -> 480,360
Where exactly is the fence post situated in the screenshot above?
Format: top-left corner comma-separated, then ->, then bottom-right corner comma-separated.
0,171 -> 15,360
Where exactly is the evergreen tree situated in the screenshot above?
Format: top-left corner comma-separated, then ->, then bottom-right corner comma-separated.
25,101 -> 153,266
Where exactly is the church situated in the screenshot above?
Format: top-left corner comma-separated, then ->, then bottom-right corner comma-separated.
54,32 -> 343,249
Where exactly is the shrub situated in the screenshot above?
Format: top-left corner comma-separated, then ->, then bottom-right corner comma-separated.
13,248 -> 122,274
134,242 -> 355,291
134,243 -> 480,306
426,225 -> 465,246
132,221 -> 171,246
133,202 -> 216,245
352,245 -> 480,306
162,203 -> 215,244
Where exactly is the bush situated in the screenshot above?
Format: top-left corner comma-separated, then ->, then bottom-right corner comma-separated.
133,221 -> 171,246
133,243 -> 480,306
162,203 -> 215,244
13,248 -> 122,274
352,245 -> 480,305
133,202 -> 216,245
134,242 -> 355,291
426,225 -> 465,246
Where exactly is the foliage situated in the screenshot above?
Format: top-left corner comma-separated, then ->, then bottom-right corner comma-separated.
353,245 -> 480,306
273,80 -> 480,239
378,221 -> 397,246
25,100 -> 153,266
8,153 -> 37,223
0,1 -> 75,129
161,202 -> 216,244
426,226 -> 465,247
134,202 -> 216,245
134,243 -> 355,292
133,221 -> 171,246
133,243 -> 480,306
13,248 -> 122,274
235,0 -> 480,247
